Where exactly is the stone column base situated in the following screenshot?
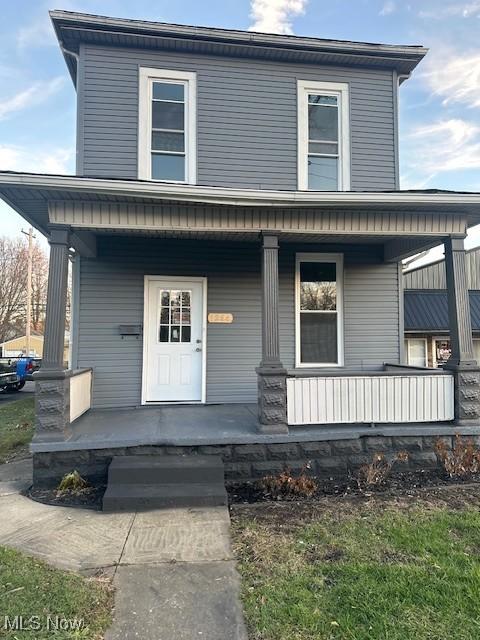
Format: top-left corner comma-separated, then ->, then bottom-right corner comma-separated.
446,366 -> 480,425
34,370 -> 72,443
256,366 -> 288,434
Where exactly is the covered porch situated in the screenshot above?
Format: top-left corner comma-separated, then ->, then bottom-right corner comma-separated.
1,172 -> 480,454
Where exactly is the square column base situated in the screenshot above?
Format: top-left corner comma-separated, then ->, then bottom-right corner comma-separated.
34,369 -> 72,443
256,366 -> 288,434
445,365 -> 480,425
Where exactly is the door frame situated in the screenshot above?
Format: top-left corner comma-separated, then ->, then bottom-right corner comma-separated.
141,275 -> 208,405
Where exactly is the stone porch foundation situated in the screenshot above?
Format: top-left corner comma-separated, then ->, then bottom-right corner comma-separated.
32,434 -> 459,488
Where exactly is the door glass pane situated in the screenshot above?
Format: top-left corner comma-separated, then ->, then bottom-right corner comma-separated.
309,141 -> 338,155
152,100 -> 184,130
300,262 -> 336,310
158,289 -> 193,343
152,153 -> 185,181
300,313 -> 337,363
308,156 -> 338,190
160,308 -> 169,324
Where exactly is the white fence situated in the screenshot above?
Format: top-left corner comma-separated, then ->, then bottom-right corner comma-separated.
286,374 -> 454,426
69,369 -> 93,422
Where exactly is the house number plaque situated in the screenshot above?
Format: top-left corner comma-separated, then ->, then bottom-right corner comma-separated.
208,313 -> 233,324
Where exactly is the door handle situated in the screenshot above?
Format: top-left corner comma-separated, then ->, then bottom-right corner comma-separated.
195,347 -> 202,352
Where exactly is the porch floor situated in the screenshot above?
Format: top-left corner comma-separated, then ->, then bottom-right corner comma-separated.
31,403 -> 480,453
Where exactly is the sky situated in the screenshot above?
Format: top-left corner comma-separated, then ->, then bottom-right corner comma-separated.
1,0 -> 480,265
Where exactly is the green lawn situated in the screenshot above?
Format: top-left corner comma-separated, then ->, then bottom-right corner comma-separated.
0,396 -> 34,463
0,546 -> 113,639
232,496 -> 480,640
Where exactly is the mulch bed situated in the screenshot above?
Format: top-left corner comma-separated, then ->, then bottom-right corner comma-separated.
227,468 -> 480,505
27,484 -> 106,510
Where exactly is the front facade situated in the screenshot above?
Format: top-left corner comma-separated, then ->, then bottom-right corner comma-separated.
3,12 -> 480,482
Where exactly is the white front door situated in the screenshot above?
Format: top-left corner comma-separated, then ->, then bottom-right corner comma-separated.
144,277 -> 205,402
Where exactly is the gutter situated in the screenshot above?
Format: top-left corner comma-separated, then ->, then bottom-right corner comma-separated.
1,172 -> 480,209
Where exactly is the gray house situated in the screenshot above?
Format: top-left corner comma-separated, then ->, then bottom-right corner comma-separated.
2,11 -> 480,492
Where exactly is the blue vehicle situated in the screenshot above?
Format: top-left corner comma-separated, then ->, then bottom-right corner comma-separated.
0,356 -> 38,393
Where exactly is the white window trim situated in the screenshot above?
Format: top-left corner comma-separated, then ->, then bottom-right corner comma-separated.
138,67 -> 197,184
405,337 -> 428,367
297,79 -> 350,191
295,252 -> 344,368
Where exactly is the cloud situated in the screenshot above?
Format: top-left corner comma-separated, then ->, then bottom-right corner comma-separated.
401,119 -> 480,188
249,0 -> 308,34
418,1 -> 480,18
380,1 -> 396,16
420,50 -> 480,109
0,145 -> 74,175
16,15 -> 57,49
0,77 -> 65,121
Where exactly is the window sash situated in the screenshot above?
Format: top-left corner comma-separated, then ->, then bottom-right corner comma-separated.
297,80 -> 350,191
295,253 -> 344,367
138,68 -> 196,184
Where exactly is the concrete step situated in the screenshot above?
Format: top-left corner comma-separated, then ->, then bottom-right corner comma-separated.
107,455 -> 225,485
103,482 -> 228,512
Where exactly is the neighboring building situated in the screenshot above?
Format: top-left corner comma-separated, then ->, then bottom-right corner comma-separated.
0,332 -> 70,362
1,11 -> 480,489
404,247 -> 480,367
0,333 -> 44,358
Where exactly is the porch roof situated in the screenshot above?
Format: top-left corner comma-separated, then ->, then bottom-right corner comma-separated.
1,171 -> 480,260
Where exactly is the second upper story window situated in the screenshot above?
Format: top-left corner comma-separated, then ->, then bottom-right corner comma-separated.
138,68 -> 197,184
297,80 -> 350,191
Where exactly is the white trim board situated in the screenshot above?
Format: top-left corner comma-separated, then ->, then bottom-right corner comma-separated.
138,67 -> 197,184
141,275 -> 207,405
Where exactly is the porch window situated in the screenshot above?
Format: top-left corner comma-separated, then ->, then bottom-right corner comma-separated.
295,253 -> 344,367
138,68 -> 196,184
297,80 -> 350,191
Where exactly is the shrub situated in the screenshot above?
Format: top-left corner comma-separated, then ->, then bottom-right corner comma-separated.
357,451 -> 409,490
260,463 -> 317,499
57,470 -> 89,493
435,434 -> 480,478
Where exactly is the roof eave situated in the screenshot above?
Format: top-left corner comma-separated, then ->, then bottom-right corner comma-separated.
49,9 -> 427,85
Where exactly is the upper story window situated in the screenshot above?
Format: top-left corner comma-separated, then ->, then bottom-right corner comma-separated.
297,80 -> 350,191
138,68 -> 197,184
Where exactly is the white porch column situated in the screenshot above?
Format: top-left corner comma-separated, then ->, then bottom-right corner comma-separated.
256,234 -> 288,433
34,227 -> 72,441
444,235 -> 480,424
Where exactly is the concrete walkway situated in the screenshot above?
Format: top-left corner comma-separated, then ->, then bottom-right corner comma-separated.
0,460 -> 248,640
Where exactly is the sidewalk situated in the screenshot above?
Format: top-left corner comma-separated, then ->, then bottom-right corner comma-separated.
0,460 -> 248,640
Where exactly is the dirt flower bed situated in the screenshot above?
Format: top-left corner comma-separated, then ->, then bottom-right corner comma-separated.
228,467 -> 480,504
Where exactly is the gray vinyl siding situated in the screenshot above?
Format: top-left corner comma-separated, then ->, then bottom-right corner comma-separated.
79,43 -> 396,191
77,237 -> 400,409
404,247 -> 480,290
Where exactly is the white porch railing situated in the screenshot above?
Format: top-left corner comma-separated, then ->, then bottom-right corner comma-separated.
69,369 -> 93,423
286,373 -> 454,426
